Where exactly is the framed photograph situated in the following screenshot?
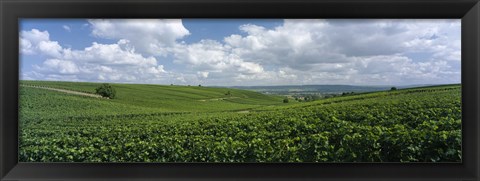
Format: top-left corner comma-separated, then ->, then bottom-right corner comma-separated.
1,0 -> 479,180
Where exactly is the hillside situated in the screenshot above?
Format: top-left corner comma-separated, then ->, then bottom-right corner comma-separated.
230,84 -> 393,94
20,80 -> 285,113
19,81 -> 461,162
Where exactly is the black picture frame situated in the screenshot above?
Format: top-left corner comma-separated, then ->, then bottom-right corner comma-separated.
1,0 -> 479,180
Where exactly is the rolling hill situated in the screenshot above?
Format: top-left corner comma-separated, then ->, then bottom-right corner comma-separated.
20,80 -> 286,113
19,80 -> 461,163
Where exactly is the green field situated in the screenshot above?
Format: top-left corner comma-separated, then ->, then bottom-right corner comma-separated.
19,80 -> 461,162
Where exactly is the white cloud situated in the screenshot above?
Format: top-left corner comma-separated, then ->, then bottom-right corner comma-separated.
20,29 -> 65,58
21,29 -> 171,83
20,19 -> 461,86
66,40 -> 158,66
20,38 -> 34,55
166,19 -> 460,86
171,40 -> 273,85
35,59 -> 79,74
62,25 -> 71,32
88,19 -> 190,56
37,41 -> 63,57
197,71 -> 209,79
215,19 -> 460,85
21,29 -> 50,44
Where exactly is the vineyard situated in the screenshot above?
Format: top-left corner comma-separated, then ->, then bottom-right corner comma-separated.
19,81 -> 461,162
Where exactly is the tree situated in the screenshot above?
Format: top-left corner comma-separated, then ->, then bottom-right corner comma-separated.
304,96 -> 310,102
198,84 -> 202,87
391,87 -> 397,91
95,83 -> 116,99
283,97 -> 289,103
225,91 -> 231,96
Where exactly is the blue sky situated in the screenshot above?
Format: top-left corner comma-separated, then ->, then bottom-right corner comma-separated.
20,19 -> 461,86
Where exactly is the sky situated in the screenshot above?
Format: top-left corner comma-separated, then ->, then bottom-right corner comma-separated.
19,19 -> 461,86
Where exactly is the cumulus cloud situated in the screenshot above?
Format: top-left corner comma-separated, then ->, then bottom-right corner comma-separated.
20,29 -> 66,58
35,59 -> 79,74
63,40 -> 157,66
212,19 -> 460,85
171,40 -> 276,85
88,19 -> 190,56
161,19 -> 460,86
21,29 -> 170,83
20,19 -> 461,86
37,41 -> 63,57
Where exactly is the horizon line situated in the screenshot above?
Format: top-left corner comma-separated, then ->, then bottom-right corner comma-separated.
19,79 -> 461,88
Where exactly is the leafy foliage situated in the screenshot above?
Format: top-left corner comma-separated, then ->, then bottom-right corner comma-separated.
95,83 -> 116,99
19,81 -> 461,162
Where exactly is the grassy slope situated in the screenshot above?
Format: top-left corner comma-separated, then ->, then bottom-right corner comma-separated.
20,80 -> 286,113
253,84 -> 461,111
20,80 -> 460,115
19,83 -> 461,162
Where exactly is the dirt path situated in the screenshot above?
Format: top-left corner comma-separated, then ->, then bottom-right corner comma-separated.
21,84 -> 106,99
198,96 -> 240,102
